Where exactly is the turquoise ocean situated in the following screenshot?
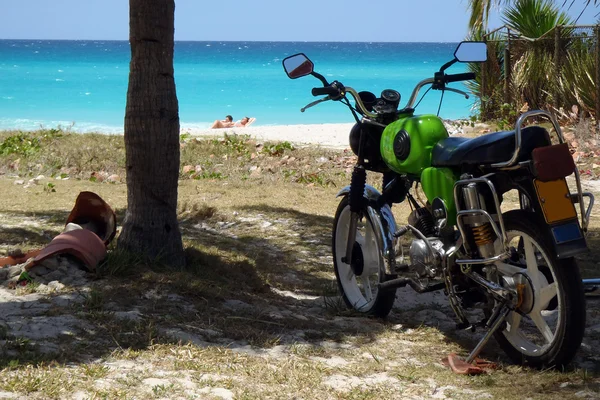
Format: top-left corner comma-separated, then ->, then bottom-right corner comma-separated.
0,40 -> 475,133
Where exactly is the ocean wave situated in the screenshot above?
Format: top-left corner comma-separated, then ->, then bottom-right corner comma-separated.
0,118 -> 124,134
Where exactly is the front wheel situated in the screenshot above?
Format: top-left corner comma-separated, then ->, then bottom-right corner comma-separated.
492,210 -> 586,368
332,196 -> 396,318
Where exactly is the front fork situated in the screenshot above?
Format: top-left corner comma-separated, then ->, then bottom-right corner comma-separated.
342,166 -> 367,267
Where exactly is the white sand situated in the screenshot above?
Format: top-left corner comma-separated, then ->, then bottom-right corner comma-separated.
182,119 -> 471,149
182,123 -> 355,149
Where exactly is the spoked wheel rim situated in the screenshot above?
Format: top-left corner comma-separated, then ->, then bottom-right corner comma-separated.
335,205 -> 383,312
495,230 -> 562,357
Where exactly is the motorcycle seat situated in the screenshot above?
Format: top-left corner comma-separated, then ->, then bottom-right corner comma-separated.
431,126 -> 551,168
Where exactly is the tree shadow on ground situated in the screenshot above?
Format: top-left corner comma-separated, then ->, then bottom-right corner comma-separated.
0,205 -> 390,370
0,207 -> 598,380
577,228 -> 600,279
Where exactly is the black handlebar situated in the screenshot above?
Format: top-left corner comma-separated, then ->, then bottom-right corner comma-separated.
444,72 -> 476,83
312,86 -> 340,96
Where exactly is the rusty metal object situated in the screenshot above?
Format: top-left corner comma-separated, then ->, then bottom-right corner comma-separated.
66,191 -> 117,245
0,191 -> 116,272
26,229 -> 106,271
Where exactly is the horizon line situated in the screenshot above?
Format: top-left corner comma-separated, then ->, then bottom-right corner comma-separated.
0,38 -> 464,44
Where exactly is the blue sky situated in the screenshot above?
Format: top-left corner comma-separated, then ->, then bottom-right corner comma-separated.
0,0 -> 597,42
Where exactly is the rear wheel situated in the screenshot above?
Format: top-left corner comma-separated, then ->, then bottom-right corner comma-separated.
492,211 -> 586,368
332,196 -> 396,318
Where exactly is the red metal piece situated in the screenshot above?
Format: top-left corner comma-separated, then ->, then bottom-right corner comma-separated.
444,353 -> 498,375
27,229 -> 107,271
0,250 -> 42,268
66,191 -> 117,246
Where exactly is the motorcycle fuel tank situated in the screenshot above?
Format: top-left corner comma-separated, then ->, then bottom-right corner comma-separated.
380,114 -> 448,175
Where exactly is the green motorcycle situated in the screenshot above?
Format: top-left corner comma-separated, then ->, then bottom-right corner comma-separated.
282,41 -> 595,369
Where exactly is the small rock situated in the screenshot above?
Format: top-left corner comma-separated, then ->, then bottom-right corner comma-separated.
35,284 -> 50,294
182,165 -> 194,174
7,248 -> 24,257
575,390 -> 596,398
47,281 -> 66,291
210,388 -> 234,400
44,271 -> 64,282
13,180 -> 24,185
40,257 -> 60,270
29,265 -> 50,276
92,171 -> 108,182
60,276 -> 74,285
250,167 -> 262,177
107,174 -> 120,183
7,265 -> 22,279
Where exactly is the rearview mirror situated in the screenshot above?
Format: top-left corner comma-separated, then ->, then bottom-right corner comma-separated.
454,41 -> 487,63
283,53 -> 314,79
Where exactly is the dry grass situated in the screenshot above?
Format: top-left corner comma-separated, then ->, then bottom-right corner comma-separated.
0,129 -> 598,399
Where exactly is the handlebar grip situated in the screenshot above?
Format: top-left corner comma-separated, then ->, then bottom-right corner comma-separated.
311,86 -> 340,96
445,72 -> 476,83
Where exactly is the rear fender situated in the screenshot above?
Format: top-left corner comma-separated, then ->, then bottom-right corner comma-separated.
336,185 -> 398,275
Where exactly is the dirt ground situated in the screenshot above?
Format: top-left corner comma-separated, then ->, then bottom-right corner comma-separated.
0,173 -> 598,400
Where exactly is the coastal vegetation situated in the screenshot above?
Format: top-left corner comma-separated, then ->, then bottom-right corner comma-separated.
468,0 -> 599,127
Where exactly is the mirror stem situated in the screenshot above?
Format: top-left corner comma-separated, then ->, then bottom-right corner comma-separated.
311,71 -> 329,86
439,58 -> 458,73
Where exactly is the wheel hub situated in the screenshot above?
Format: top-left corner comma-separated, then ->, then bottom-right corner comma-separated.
350,242 -> 364,276
513,272 -> 535,314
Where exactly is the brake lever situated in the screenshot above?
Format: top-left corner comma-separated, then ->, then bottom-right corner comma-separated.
301,96 -> 331,112
444,87 -> 469,99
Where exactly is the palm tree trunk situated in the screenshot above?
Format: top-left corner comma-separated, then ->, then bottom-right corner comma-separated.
118,0 -> 185,266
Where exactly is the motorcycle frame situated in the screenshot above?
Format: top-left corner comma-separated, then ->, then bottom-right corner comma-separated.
338,109 -> 595,277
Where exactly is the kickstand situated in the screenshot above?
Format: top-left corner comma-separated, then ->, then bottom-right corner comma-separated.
445,303 -> 511,375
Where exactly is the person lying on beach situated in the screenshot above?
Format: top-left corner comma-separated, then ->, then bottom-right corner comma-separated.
211,115 -> 234,129
234,117 -> 256,127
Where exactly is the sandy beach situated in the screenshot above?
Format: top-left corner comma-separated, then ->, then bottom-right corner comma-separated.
182,119 -> 470,149
182,123 -> 355,149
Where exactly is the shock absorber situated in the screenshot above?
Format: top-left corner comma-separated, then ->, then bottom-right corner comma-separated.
462,183 -> 496,258
343,166 -> 367,266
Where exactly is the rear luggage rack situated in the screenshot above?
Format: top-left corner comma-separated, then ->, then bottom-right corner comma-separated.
489,110 -> 591,232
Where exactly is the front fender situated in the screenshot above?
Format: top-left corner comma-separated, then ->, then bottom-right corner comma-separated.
336,184 -> 383,202
337,184 -> 398,275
